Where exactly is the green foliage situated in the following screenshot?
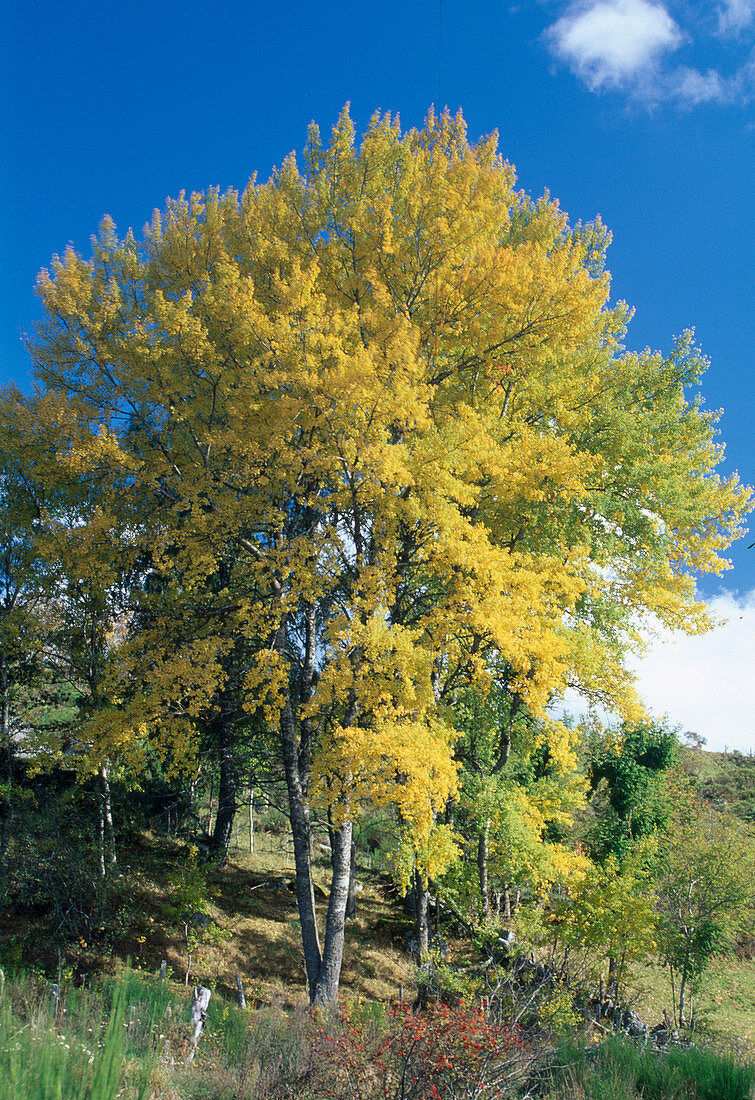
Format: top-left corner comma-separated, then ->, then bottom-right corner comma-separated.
655,803 -> 755,1024
537,982 -> 582,1038
1,778 -> 110,948
164,845 -> 230,983
697,750 -> 755,823
585,722 -> 680,864
551,848 -> 658,984
7,104 -> 752,1006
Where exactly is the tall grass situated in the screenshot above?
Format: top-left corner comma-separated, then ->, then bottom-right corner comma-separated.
543,1036 -> 755,1100
2,968 -> 754,1100
0,970 -> 151,1100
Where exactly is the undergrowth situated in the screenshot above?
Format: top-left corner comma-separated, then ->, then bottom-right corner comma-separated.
539,1037 -> 755,1100
1,968 -> 754,1099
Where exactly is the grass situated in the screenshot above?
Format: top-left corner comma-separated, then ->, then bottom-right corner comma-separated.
0,820 -> 413,1012
0,968 -> 153,1100
2,807 -> 754,1097
2,968 -> 753,1100
540,1037 -> 755,1100
630,954 -> 755,1053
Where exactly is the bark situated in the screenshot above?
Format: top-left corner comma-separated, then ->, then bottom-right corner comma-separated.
678,971 -> 688,1027
678,942 -> 692,1025
210,685 -> 237,861
492,695 -> 519,774
187,986 -> 211,1061
312,820 -> 353,1006
278,592 -> 358,1006
478,819 -> 490,922
345,833 -> 357,920
99,764 -> 116,867
607,955 -> 619,1003
411,868 -> 430,957
258,548 -> 359,1007
207,775 -> 215,835
97,786 -> 106,878
281,693 -> 323,1002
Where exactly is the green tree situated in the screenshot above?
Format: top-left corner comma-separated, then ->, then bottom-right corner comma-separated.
656,803 -> 755,1026
448,684 -> 587,928
585,721 -> 680,865
576,721 -> 682,997
0,389 -> 48,864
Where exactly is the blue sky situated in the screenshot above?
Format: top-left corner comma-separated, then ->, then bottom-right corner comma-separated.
3,0 -> 754,747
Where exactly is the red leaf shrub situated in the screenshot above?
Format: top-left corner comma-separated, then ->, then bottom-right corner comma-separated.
311,1001 -> 531,1099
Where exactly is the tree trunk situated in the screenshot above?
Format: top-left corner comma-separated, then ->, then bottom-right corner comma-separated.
276,593 -> 356,1007
412,867 -> 430,958
312,820 -> 353,1006
207,774 -> 215,835
345,832 -> 357,920
99,763 -> 116,867
282,687 -> 357,1005
607,955 -> 619,1004
281,694 -> 323,1002
678,970 -> 688,1027
478,819 -> 490,922
678,943 -> 692,1026
211,688 -> 236,861
187,987 -> 211,1061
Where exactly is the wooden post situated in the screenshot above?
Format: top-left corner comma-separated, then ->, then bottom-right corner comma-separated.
236,975 -> 247,1009
187,986 -> 212,1061
159,959 -> 167,984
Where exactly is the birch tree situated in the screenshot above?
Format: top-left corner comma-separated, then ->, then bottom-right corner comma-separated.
28,107 -> 751,1004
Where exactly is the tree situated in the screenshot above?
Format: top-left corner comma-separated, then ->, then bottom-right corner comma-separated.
656,803 -> 755,1026
0,386 -> 108,861
28,107 -> 750,1004
447,684 -> 587,929
551,847 -> 658,994
585,721 -> 680,865
574,720 -> 682,998
0,388 -> 48,864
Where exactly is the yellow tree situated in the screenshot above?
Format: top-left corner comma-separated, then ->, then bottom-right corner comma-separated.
29,107 -> 750,1004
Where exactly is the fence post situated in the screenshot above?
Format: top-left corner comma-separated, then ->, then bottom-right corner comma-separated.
188,986 -> 212,1062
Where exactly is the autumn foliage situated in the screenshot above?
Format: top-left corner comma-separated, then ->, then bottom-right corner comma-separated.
2,104 -> 750,1004
312,1001 -> 531,1099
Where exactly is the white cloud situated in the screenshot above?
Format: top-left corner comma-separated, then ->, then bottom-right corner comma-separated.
545,0 -> 683,91
627,590 -> 755,753
666,65 -> 731,103
718,0 -> 755,36
544,0 -> 755,105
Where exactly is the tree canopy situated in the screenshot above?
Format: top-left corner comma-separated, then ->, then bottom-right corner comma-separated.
23,106 -> 752,1003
